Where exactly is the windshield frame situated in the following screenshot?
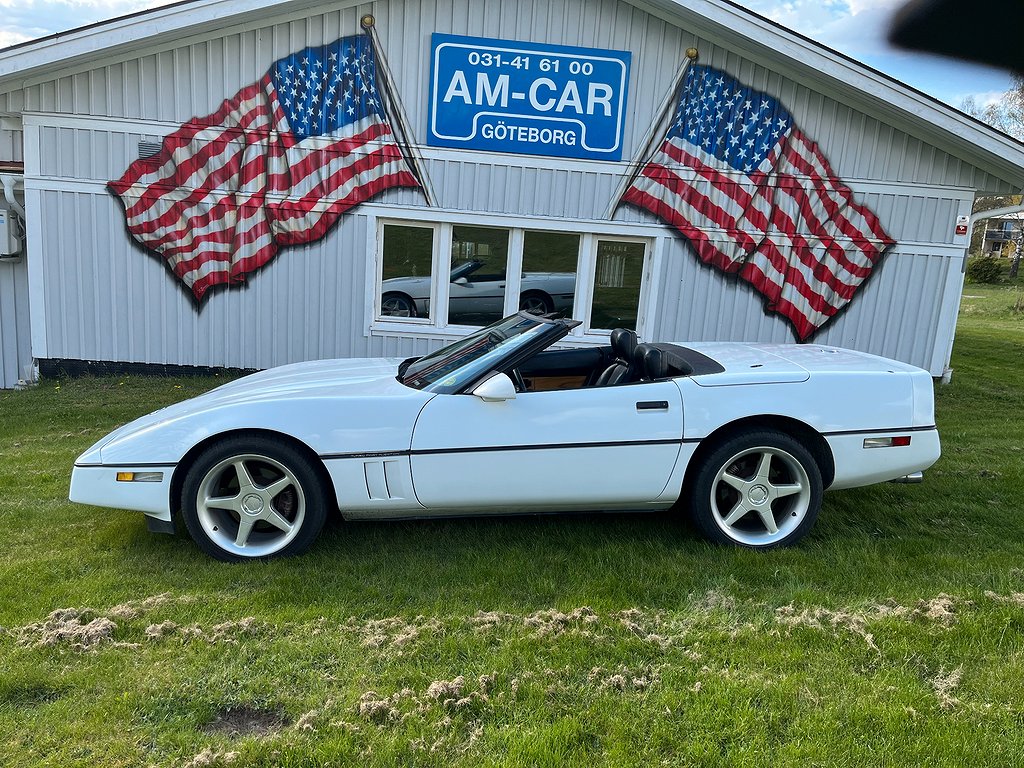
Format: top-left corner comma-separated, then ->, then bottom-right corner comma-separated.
398,312 -> 576,395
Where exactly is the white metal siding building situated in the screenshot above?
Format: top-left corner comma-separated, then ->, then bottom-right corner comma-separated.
1,0 -> 1023,390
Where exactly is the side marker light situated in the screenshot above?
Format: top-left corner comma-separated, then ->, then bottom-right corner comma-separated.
863,436 -> 912,449
116,471 -> 164,482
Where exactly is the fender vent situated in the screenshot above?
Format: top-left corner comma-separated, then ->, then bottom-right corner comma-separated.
362,459 -> 410,501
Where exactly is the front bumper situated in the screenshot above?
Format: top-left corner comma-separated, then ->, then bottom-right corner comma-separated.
69,463 -> 175,522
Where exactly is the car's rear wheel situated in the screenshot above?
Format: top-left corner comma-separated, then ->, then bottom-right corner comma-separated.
687,430 -> 822,549
181,436 -> 329,562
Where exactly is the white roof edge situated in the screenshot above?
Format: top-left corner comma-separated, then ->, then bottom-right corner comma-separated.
641,0 -> 1024,186
1,0 -> 1023,185
0,0 -> 336,84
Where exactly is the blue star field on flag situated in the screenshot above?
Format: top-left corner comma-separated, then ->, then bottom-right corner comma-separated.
271,35 -> 385,140
667,65 -> 794,174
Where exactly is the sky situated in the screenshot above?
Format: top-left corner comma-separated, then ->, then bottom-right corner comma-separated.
0,0 -> 1013,109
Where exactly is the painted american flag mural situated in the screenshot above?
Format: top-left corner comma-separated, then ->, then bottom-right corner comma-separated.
109,34 -> 421,300
622,65 -> 895,340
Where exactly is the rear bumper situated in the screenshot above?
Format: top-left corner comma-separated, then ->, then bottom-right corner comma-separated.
69,463 -> 174,522
826,428 -> 940,490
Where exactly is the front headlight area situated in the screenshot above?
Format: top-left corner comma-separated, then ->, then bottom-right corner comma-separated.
69,463 -> 175,522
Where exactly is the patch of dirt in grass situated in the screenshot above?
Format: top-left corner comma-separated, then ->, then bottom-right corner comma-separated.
588,665 -> 661,692
293,702 -> 333,732
930,666 -> 963,710
523,606 -> 599,637
913,594 -> 960,626
14,609 -> 128,651
613,608 -> 703,653
7,594 -> 221,651
356,673 -> 497,725
182,747 -> 240,767
984,590 -> 1024,607
356,690 -> 408,723
469,610 -> 515,631
144,617 -> 258,643
776,605 -> 876,648
108,592 -> 195,619
352,618 -> 440,651
342,615 -> 442,654
775,594 -> 965,648
426,676 -> 466,702
201,705 -> 288,737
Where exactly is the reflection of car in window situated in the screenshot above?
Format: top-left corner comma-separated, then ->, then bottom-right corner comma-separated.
381,259 -> 575,320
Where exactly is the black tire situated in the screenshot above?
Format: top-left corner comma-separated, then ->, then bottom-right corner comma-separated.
518,291 -> 554,316
687,429 -> 822,549
181,436 -> 329,562
380,292 -> 417,317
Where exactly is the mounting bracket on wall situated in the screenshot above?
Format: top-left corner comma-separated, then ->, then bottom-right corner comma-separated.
0,172 -> 25,260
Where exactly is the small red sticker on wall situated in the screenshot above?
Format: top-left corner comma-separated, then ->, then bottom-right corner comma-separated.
955,215 -> 969,236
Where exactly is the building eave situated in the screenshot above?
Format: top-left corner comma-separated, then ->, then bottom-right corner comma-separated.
636,0 -> 1024,189
1,0 -> 1023,188
0,0 -> 349,89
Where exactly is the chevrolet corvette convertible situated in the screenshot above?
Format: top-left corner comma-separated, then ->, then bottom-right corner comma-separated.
70,313 -> 940,561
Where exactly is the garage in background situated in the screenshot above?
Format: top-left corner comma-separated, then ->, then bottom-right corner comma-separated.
1,0 -> 1023,390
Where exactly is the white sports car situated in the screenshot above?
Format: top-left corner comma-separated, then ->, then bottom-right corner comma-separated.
70,313 -> 940,561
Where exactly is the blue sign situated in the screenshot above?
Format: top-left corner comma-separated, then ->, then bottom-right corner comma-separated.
428,33 -> 632,161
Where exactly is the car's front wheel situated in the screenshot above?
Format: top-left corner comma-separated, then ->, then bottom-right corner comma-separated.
380,292 -> 417,317
518,291 -> 553,316
181,436 -> 329,561
687,430 -> 822,549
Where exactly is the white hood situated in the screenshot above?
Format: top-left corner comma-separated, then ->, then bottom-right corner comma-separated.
77,356 -> 431,465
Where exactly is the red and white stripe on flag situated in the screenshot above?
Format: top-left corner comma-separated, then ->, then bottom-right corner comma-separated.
109,40 -> 420,300
738,130 -> 894,340
621,65 -> 894,341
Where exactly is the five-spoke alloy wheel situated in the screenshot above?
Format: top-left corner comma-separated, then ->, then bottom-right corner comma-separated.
518,291 -> 553,316
380,292 -> 416,317
181,437 -> 329,561
688,430 -> 822,549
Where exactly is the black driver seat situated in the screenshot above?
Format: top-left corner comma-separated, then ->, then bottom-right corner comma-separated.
593,328 -> 639,386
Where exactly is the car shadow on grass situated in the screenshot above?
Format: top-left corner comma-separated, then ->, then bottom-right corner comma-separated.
112,488 -> 958,617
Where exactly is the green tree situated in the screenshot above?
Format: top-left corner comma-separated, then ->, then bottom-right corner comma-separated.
961,75 -> 1024,141
962,81 -> 1024,279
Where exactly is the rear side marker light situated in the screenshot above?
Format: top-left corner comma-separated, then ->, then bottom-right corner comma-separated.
863,436 -> 912,449
116,471 -> 164,482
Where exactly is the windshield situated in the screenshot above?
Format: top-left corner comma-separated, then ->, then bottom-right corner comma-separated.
400,314 -> 550,394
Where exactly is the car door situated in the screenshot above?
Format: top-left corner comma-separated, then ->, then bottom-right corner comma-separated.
409,381 -> 684,511
449,275 -> 505,317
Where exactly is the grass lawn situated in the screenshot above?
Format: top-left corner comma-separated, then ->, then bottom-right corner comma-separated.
1,283 -> 1023,767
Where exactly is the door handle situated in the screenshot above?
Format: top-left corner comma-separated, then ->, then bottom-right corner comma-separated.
636,400 -> 669,411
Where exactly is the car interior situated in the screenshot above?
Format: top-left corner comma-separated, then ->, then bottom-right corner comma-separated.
514,328 -> 725,392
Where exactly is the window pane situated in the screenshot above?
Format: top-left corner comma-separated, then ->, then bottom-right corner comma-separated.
590,240 -> 645,330
521,231 -> 579,317
380,224 -> 434,319
449,226 -> 510,327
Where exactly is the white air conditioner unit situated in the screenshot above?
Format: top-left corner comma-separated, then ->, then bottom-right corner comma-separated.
0,204 -> 23,258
